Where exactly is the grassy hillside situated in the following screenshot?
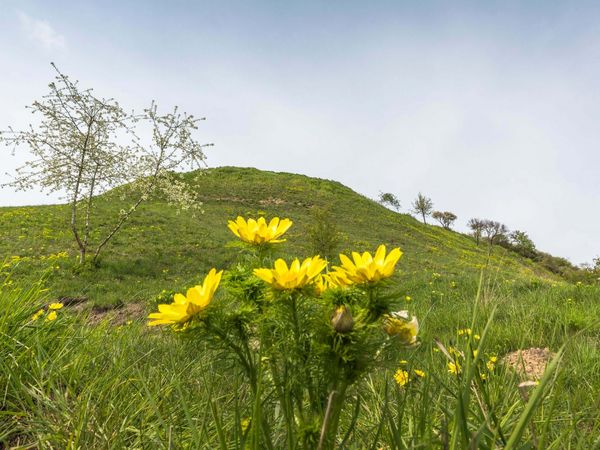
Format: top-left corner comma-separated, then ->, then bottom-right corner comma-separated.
1,166 -> 555,307
2,166 -> 599,448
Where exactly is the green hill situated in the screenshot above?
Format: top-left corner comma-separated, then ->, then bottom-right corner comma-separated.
1,166 -> 555,306
2,166 -> 599,448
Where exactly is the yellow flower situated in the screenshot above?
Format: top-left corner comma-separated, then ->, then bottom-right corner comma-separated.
49,302 -> 64,310
254,256 -> 327,290
46,311 -> 58,321
331,305 -> 354,333
486,356 -> 498,371
227,216 -> 292,244
334,244 -> 402,284
327,269 -> 354,287
448,361 -> 461,375
414,369 -> 426,378
240,417 -> 251,433
405,295 -> 412,302
31,309 -> 44,321
314,273 -> 339,295
457,328 -> 472,336
394,369 -> 409,387
148,268 -> 223,326
383,311 -> 419,345
448,346 -> 462,358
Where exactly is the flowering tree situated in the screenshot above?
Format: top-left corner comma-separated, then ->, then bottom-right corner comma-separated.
0,64 -> 210,264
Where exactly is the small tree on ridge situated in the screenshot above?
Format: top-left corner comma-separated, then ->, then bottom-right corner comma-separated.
378,192 -> 401,212
412,193 -> 433,224
468,218 -> 484,245
432,211 -> 457,230
481,220 -> 509,253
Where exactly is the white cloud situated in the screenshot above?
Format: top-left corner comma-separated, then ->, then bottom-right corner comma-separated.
17,11 -> 66,50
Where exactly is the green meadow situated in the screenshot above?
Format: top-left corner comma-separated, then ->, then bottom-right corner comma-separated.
1,167 -> 599,449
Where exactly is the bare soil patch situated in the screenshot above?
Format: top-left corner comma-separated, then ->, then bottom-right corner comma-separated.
503,347 -> 555,379
69,300 -> 146,326
258,197 -> 286,205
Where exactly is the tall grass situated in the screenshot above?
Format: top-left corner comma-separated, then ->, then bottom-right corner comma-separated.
2,268 -> 599,448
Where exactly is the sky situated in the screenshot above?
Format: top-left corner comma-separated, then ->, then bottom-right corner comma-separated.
0,0 -> 598,265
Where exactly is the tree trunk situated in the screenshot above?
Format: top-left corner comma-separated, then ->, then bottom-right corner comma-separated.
71,117 -> 94,264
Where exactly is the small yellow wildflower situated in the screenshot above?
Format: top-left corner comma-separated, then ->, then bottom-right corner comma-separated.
458,328 -> 472,336
227,216 -> 292,244
383,311 -> 419,345
486,356 -> 498,371
148,268 -> 223,326
394,369 -> 409,387
448,361 -> 461,375
49,302 -> 64,310
334,244 -> 402,284
448,346 -> 462,358
327,269 -> 354,287
240,418 -> 251,433
474,334 -> 481,340
405,295 -> 412,302
46,311 -> 58,321
399,360 -> 408,365
414,369 -> 426,378
31,309 -> 44,321
314,273 -> 339,294
254,256 -> 327,290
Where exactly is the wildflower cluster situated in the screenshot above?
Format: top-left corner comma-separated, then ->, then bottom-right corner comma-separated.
31,302 -> 63,322
437,328 -> 498,381
148,216 -> 419,448
393,359 -> 426,387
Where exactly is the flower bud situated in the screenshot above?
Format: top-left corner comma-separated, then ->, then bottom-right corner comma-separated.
331,305 -> 354,333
